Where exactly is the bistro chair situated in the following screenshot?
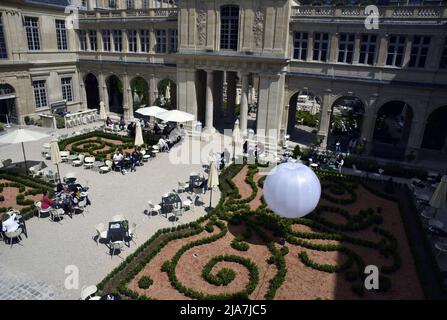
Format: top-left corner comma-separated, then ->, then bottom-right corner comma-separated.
94,223 -> 108,245
72,154 -> 85,167
34,201 -> 52,219
100,160 -> 113,174
4,228 -> 23,248
146,201 -> 161,218
128,222 -> 137,244
50,208 -> 64,224
80,285 -> 98,300
83,157 -> 95,169
109,240 -> 125,259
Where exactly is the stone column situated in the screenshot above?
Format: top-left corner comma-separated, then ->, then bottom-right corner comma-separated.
406,116 -> 427,159
97,30 -> 103,52
317,89 -> 333,149
79,76 -> 88,110
213,70 -> 224,120
329,33 -> 339,63
226,71 -> 237,119
204,69 -> 215,133
360,97 -> 378,155
149,74 -> 157,105
122,74 -> 133,120
403,36 -> 413,67
307,32 -> 314,61
99,73 -> 110,113
240,73 -> 250,136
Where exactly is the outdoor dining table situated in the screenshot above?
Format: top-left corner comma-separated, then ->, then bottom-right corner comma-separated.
161,193 -> 182,216
190,175 -> 205,188
107,221 -> 128,243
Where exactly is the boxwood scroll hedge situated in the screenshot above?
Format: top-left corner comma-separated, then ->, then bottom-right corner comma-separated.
0,171 -> 55,219
95,162 -> 442,300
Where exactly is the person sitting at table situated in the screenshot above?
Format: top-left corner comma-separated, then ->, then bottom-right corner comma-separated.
41,190 -> 55,210
105,117 -> 113,129
112,150 -> 124,172
131,148 -> 140,172
153,122 -> 161,135
119,116 -> 126,131
158,138 -> 170,152
1,213 -> 20,233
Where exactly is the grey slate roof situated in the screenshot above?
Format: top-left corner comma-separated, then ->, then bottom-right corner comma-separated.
26,0 -> 70,7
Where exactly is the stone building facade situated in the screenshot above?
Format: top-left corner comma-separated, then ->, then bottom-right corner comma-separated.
0,0 -> 446,160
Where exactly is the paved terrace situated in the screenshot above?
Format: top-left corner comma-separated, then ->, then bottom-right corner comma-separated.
0,122 -> 224,300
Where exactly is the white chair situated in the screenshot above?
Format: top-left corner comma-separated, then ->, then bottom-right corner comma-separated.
182,198 -> 193,212
147,201 -> 161,218
74,198 -> 88,216
109,240 -> 125,259
178,181 -> 189,193
99,160 -> 113,174
95,223 -> 108,245
80,285 -> 98,300
35,201 -> 51,219
89,296 -> 101,300
50,208 -> 64,223
83,157 -> 95,169
72,154 -> 85,167
60,151 -> 70,162
128,222 -> 137,244
141,150 -> 151,162
4,228 -> 23,248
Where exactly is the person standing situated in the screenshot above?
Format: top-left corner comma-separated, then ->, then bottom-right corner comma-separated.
338,156 -> 344,173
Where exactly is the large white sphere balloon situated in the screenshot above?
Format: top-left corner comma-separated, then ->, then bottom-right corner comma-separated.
263,163 -> 321,218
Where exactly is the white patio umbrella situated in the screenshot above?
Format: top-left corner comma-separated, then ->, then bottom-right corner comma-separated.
207,160 -> 219,208
430,175 -> 447,217
135,106 -> 167,117
99,101 -> 107,120
232,119 -> 242,161
156,110 -> 194,123
50,139 -> 62,182
0,127 -> 50,173
134,122 -> 144,147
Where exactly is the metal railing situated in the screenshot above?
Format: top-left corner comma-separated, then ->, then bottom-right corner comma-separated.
291,5 -> 447,19
79,8 -> 178,20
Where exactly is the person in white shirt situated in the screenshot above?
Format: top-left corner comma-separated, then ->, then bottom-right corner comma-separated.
338,157 -> 344,173
1,213 -> 19,233
112,151 -> 124,171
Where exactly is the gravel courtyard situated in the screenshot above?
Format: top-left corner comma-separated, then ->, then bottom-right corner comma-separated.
0,123 -> 223,300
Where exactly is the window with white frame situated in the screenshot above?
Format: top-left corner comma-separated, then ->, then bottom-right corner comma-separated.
55,19 -> 68,50
313,32 -> 329,62
293,32 -> 308,60
338,33 -> 355,64
155,29 -> 166,53
102,30 -> 111,51
33,80 -> 48,109
169,29 -> 178,53
88,30 -> 97,51
359,34 -> 377,65
220,5 -> 239,51
128,30 -> 137,52
440,37 -> 447,69
386,35 -> 406,67
61,77 -> 73,102
127,0 -> 134,9
113,30 -> 122,52
409,35 -> 430,68
140,30 -> 150,52
109,0 -> 116,9
0,14 -> 7,59
78,30 -> 87,50
24,17 -> 40,51
142,0 -> 149,9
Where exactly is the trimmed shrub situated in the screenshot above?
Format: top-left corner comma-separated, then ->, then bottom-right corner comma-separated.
138,276 -> 153,289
